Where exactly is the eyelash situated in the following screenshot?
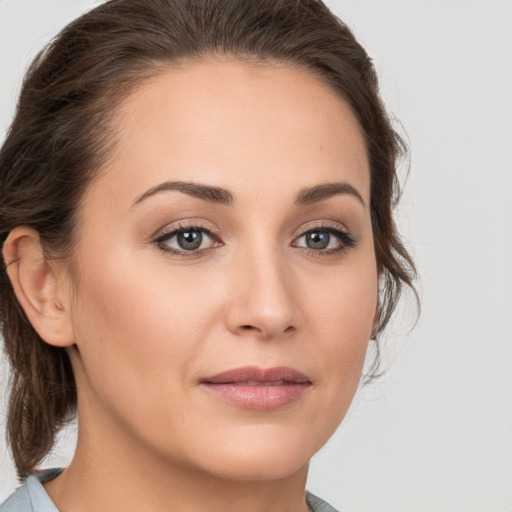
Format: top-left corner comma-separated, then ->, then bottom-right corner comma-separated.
153,223 -> 221,257
293,224 -> 357,256
153,222 -> 357,257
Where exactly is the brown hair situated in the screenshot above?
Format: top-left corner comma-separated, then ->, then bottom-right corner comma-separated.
0,0 -> 416,479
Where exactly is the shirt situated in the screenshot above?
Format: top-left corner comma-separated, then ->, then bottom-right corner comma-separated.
0,468 -> 340,512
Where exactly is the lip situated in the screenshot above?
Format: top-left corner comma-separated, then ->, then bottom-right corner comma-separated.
200,366 -> 312,410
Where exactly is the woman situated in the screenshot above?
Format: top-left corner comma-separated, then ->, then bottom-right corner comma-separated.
0,0 -> 415,511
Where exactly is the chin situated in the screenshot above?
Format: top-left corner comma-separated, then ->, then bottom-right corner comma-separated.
203,451 -> 310,483
182,425 -> 323,482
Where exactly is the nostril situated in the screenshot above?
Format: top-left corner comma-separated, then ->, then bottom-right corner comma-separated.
238,324 -> 296,336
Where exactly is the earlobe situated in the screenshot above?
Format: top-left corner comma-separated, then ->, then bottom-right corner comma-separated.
2,226 -> 75,347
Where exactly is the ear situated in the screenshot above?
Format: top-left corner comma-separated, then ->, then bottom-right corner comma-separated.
2,226 -> 75,347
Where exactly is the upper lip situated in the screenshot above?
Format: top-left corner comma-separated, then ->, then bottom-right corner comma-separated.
201,366 -> 311,384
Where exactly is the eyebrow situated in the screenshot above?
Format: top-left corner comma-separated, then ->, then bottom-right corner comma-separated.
131,180 -> 364,208
131,181 -> 235,207
294,182 -> 365,207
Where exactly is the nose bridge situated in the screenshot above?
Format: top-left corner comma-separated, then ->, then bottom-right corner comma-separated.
228,235 -> 298,339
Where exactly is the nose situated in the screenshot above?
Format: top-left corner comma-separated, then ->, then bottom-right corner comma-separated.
225,248 -> 300,341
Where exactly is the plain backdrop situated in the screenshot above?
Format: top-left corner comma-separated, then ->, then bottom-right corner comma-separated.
0,1 -> 511,511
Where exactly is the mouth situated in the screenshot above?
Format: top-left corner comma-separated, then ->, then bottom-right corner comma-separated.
200,366 -> 312,410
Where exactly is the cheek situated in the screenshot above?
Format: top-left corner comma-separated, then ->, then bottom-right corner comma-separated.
69,250 -> 224,412
301,251 -> 378,420
304,249 -> 378,350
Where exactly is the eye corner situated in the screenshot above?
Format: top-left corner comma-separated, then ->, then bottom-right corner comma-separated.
292,223 -> 357,255
152,222 -> 223,257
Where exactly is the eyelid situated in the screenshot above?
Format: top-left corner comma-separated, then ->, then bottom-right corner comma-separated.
153,221 -> 223,256
151,219 -> 357,257
296,221 -> 347,236
151,218 -> 221,240
292,222 -> 357,253
295,221 -> 353,240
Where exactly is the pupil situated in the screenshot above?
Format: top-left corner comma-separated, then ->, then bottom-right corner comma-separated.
177,230 -> 202,250
306,232 -> 329,249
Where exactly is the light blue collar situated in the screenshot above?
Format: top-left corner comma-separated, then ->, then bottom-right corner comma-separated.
1,468 -> 339,512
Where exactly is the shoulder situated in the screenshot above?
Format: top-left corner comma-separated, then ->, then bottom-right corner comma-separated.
0,484 -> 31,512
306,491 -> 341,512
0,469 -> 62,512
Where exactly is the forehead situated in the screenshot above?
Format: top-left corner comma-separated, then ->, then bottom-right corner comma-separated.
91,58 -> 370,209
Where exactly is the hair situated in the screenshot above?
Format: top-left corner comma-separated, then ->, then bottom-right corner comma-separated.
0,0 -> 416,479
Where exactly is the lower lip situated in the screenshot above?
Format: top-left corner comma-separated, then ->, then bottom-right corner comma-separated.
201,383 -> 310,410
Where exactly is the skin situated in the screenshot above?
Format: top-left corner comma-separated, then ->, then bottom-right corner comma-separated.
4,59 -> 378,512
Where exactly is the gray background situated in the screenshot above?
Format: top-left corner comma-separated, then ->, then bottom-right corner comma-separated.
1,1 -> 511,511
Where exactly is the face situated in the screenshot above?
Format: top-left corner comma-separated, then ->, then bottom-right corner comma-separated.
65,59 -> 378,481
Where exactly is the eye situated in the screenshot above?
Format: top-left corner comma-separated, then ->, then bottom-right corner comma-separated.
292,226 -> 356,253
154,225 -> 220,254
